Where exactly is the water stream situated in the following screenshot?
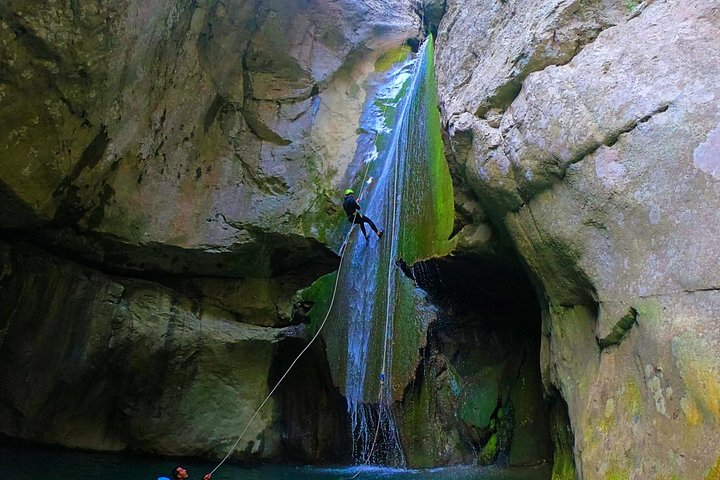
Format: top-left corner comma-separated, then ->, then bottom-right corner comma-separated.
304,36 -> 455,467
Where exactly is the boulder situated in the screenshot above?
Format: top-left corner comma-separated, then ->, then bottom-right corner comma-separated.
0,241 -> 283,459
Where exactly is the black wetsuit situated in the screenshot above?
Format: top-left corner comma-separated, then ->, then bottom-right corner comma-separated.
343,195 -> 380,239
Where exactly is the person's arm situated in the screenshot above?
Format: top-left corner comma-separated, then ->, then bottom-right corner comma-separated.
352,198 -> 361,211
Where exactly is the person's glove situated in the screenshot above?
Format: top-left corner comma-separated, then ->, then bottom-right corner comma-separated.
203,474 -> 212,480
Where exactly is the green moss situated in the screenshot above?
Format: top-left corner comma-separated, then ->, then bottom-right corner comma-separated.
298,272 -> 337,336
706,456 -> 720,480
605,467 -> 631,480
549,398 -> 577,480
375,45 -> 412,72
623,381 -> 643,419
391,275 -> 435,393
480,433 -> 498,464
396,37 -> 456,264
672,334 -> 720,424
458,369 -> 501,430
598,307 -> 637,349
635,298 -> 663,321
551,451 -> 576,480
398,359 -> 437,468
623,0 -> 640,11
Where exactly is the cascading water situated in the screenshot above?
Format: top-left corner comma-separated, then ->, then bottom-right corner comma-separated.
303,36 -> 455,467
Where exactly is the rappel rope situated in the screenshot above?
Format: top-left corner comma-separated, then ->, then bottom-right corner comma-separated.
344,42 -> 412,480
210,38 -> 417,479
209,214 -> 361,476
208,167 -> 377,477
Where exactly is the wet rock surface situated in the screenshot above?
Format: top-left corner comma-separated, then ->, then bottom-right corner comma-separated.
436,0 -> 720,478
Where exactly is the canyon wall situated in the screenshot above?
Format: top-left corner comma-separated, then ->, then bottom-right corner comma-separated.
436,1 -> 720,478
2,0 -> 719,477
0,0 -> 419,462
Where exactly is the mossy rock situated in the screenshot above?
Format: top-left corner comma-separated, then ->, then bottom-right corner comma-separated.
480,433 -> 499,464
458,377 -> 500,431
706,456 -> 720,480
375,45 -> 412,72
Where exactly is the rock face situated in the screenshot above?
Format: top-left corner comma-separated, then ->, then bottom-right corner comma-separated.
436,0 -> 720,478
0,241 -> 284,458
0,239 -> 351,462
4,0 -> 718,474
0,0 -> 420,272
0,0 -> 421,462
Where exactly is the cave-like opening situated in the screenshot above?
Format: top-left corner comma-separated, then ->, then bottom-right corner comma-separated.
271,338 -> 351,464
397,252 -> 557,470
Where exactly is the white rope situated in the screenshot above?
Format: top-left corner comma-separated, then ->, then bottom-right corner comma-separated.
344,41 -> 420,480
380,136 -> 402,397
209,40 -> 414,479
208,207 -> 364,475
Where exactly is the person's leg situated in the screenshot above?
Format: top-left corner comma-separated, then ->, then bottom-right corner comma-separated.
350,213 -> 369,238
363,216 -> 383,237
358,221 -> 368,239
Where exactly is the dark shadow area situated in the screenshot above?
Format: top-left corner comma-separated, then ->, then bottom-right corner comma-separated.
272,339 -> 351,464
413,0 -> 447,39
397,253 -> 555,472
0,226 -> 340,280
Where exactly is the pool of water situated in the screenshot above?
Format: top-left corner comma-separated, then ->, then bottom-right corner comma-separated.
0,443 -> 551,480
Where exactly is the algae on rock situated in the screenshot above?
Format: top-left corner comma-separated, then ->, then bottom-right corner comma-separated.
303,36 -> 455,403
301,36 -> 456,466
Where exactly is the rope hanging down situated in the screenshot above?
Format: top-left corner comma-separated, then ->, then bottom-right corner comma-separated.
208,167 -> 378,476
209,40 -> 413,478
209,213 -> 360,476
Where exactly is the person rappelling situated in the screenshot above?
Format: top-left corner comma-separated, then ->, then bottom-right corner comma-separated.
343,188 -> 383,241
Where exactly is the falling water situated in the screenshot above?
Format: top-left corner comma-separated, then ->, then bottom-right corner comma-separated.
304,36 -> 455,467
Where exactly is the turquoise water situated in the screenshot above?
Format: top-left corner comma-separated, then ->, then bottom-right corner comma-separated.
0,444 -> 551,479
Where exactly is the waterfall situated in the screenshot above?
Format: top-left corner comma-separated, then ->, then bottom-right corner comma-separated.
303,36 -> 455,467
